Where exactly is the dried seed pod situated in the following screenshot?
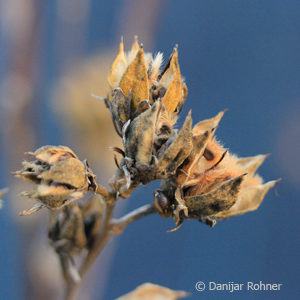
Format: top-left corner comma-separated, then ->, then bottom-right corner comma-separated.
48,195 -> 104,255
13,146 -> 93,215
49,205 -> 87,255
153,109 -> 277,229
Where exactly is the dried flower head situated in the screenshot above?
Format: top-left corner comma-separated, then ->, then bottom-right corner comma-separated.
105,37 -> 192,196
154,111 -> 279,229
13,146 -> 95,215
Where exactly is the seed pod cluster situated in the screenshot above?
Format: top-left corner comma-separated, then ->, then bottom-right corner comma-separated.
13,146 -> 95,215
155,112 -> 279,229
106,37 -> 192,196
106,38 -> 278,228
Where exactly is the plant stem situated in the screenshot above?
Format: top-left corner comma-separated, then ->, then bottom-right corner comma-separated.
64,185 -> 157,300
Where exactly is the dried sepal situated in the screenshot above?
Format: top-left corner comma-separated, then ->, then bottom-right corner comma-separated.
156,111 -> 193,177
19,203 -> 46,216
107,88 -> 130,136
13,146 -> 94,215
26,145 -> 77,163
214,179 -> 280,219
192,110 -> 225,136
125,101 -> 161,166
108,38 -> 127,88
236,153 -> 270,176
159,47 -> 183,114
119,46 -> 149,112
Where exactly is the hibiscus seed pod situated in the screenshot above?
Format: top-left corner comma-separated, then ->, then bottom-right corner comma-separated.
14,146 -> 93,215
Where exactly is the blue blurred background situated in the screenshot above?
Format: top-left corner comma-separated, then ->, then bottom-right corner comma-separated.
0,0 -> 299,299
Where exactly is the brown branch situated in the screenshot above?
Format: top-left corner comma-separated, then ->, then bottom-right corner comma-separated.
93,183 -> 110,198
111,203 -> 157,235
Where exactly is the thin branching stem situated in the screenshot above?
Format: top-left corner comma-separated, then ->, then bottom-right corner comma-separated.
111,203 -> 156,234
64,183 -> 157,300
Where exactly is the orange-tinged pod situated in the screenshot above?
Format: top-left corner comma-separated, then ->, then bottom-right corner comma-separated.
119,47 -> 149,111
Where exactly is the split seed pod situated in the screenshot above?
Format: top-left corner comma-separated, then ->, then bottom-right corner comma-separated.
154,111 -> 278,229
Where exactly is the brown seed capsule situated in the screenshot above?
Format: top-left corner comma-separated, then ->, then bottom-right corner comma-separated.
13,146 -> 92,215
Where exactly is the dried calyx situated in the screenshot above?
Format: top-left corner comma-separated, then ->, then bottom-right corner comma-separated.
106,37 -> 279,229
13,146 -> 96,216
